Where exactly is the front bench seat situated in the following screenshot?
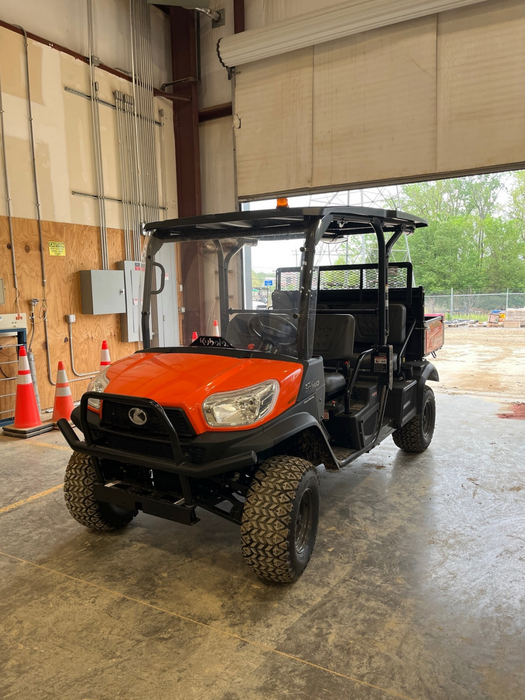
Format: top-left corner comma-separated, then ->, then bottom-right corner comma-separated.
313,314 -> 355,397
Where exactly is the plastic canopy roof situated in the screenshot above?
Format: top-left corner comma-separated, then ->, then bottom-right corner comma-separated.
143,207 -> 428,242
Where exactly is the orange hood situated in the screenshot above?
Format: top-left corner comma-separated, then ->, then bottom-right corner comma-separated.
104,352 -> 303,434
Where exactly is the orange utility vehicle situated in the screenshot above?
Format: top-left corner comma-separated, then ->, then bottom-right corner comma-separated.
58,207 -> 442,583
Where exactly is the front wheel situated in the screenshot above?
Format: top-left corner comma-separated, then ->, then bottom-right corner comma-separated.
64,452 -> 137,531
241,455 -> 320,584
393,385 -> 436,453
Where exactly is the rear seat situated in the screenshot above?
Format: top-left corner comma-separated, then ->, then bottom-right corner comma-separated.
350,303 -> 407,369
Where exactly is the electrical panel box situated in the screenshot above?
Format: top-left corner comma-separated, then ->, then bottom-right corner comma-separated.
0,278 -> 5,305
0,312 -> 26,330
117,261 -> 143,342
79,270 -> 126,315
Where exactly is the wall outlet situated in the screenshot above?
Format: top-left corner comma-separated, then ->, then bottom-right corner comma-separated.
65,314 -> 76,323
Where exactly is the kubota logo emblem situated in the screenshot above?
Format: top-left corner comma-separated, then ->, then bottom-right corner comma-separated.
129,408 -> 147,426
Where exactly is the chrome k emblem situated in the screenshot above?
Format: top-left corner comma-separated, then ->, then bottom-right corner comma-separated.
128,407 -> 148,426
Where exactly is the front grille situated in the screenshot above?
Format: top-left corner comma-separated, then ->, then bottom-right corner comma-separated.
103,432 -> 175,461
102,401 -> 195,439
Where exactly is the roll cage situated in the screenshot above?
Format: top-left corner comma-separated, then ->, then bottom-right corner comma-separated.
141,207 -> 428,358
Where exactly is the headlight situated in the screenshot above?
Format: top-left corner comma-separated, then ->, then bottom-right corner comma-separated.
86,366 -> 110,409
202,380 -> 279,427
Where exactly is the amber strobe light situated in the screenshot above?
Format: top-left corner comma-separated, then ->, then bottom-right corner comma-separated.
276,197 -> 289,208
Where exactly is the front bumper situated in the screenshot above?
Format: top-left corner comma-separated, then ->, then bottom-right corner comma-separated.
58,392 -> 257,478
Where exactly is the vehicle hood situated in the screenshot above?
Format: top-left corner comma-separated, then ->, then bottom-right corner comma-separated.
104,351 -> 303,433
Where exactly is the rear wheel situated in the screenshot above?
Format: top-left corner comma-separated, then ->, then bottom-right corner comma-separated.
241,455 -> 320,583
64,452 -> 137,531
393,385 -> 436,453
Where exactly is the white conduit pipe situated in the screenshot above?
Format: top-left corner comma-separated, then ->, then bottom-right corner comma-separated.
115,91 -> 134,260
0,64 -> 20,312
125,0 -> 161,263
217,0 -> 489,68
130,0 -> 145,253
87,0 -> 109,270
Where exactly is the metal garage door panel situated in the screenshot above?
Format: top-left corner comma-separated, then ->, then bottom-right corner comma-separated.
235,47 -> 313,198
437,0 -> 525,172
312,15 -> 437,189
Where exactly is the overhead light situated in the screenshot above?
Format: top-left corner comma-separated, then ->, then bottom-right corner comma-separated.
217,0 -> 488,68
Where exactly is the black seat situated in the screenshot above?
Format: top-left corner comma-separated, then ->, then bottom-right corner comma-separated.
324,372 -> 346,395
313,314 -> 355,397
350,303 -> 406,369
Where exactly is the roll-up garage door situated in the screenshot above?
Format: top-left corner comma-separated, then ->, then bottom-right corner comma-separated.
231,0 -> 525,199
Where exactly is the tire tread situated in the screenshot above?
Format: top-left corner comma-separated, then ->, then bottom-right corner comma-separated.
241,455 -> 318,584
392,386 -> 435,453
64,452 -> 135,531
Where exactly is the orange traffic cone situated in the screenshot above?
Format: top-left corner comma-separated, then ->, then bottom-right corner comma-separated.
2,347 -> 52,438
213,320 -> 220,337
52,361 -> 74,427
100,340 -> 111,369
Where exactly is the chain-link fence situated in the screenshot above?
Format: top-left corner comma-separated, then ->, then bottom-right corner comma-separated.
426,291 -> 525,320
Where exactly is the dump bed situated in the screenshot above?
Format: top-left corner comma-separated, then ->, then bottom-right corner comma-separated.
424,314 -> 444,355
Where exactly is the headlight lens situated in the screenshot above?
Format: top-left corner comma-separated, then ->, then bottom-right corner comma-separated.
86,366 -> 110,409
202,380 -> 279,427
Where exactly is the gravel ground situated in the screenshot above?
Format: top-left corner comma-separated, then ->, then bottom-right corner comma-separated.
431,327 -> 525,400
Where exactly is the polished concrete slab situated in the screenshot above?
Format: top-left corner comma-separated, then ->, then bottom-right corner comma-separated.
0,393 -> 524,699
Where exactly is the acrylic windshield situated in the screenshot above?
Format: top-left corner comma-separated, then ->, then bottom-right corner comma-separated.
144,235 -> 318,359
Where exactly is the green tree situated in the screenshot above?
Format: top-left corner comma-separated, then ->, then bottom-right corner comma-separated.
382,173 -> 525,292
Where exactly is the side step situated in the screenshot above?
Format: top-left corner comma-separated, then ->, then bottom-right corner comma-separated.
93,481 -> 199,526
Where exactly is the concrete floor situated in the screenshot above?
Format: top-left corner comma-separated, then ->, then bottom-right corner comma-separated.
0,393 -> 524,700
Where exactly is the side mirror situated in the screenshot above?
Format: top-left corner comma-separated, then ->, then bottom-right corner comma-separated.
151,261 -> 166,295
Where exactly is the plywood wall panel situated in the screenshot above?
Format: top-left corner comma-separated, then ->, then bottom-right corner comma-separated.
0,214 -> 139,412
437,0 -> 525,172
312,16 -> 437,189
235,47 -> 314,198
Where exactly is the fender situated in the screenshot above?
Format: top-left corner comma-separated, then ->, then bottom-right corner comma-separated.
224,410 -> 324,457
223,409 -> 338,470
417,361 -> 439,411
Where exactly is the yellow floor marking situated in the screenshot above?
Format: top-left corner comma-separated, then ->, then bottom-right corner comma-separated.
0,484 -> 63,516
30,441 -> 71,452
0,549 -> 417,700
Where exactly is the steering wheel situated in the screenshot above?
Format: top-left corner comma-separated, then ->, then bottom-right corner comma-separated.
248,315 -> 297,351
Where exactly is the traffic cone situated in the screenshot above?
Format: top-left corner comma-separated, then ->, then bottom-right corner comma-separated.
2,347 -> 52,438
100,340 -> 111,369
52,361 -> 74,428
213,320 -> 220,337
191,331 -> 198,343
